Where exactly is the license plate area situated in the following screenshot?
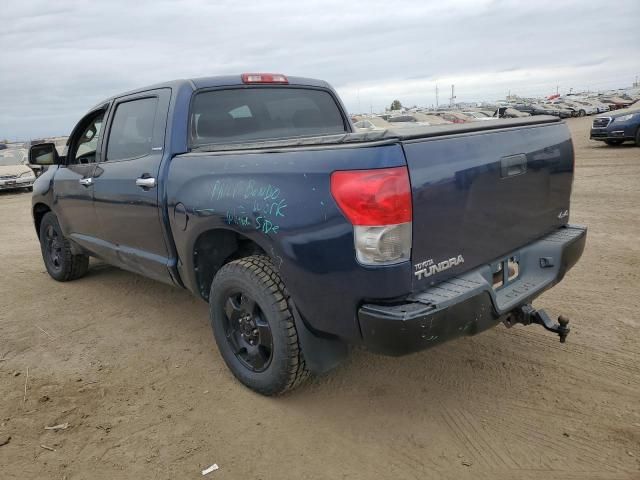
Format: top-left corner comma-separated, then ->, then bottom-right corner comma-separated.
492,255 -> 520,290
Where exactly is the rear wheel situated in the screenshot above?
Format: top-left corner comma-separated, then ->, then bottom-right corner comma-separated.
635,127 -> 640,147
604,139 -> 624,146
39,212 -> 89,281
579,110 -> 586,117
209,255 -> 309,395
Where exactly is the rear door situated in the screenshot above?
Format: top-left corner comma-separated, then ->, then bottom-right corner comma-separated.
402,120 -> 574,289
92,89 -> 173,284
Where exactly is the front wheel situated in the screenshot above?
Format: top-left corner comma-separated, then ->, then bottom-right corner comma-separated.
209,255 -> 309,395
635,127 -> 640,147
39,212 -> 89,281
604,139 -> 624,146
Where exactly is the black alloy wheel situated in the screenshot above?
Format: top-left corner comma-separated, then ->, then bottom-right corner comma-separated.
222,291 -> 273,372
38,212 -> 89,281
43,224 -> 63,274
209,255 -> 309,395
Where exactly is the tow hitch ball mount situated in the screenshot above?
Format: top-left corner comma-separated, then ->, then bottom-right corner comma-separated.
504,304 -> 570,343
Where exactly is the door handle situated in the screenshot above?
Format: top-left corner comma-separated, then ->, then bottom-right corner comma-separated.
79,177 -> 93,187
500,154 -> 527,178
135,177 -> 156,189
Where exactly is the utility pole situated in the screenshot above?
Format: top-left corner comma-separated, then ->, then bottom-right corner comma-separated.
450,84 -> 455,107
435,85 -> 439,108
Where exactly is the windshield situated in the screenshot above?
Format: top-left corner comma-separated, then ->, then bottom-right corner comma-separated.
0,149 -> 27,166
191,87 -> 347,148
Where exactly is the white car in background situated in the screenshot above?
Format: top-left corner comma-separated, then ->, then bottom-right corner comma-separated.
561,100 -> 598,116
579,99 -> 610,114
0,148 -> 36,192
462,111 -> 494,121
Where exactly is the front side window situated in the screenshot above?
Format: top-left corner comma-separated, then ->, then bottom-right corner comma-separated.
191,87 -> 346,147
106,97 -> 158,161
69,112 -> 104,164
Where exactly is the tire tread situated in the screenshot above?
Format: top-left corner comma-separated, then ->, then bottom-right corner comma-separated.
40,212 -> 89,282
210,255 -> 309,395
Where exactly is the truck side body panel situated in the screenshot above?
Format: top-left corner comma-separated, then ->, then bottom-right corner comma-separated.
167,143 -> 411,341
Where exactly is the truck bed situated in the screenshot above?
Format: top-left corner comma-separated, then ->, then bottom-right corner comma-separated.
189,116 -> 561,153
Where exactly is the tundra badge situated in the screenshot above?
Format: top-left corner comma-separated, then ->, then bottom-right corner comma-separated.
414,255 -> 465,280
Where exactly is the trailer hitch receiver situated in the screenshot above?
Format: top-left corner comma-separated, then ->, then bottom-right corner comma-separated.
504,304 -> 570,343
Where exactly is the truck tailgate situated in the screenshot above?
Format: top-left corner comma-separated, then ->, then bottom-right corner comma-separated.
402,119 -> 574,289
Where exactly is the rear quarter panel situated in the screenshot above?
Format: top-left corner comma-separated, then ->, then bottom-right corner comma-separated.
167,143 -> 411,341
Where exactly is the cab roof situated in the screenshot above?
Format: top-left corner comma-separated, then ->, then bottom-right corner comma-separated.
91,74 -> 331,110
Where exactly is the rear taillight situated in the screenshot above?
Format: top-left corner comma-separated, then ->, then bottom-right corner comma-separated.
331,167 -> 412,265
241,73 -> 288,84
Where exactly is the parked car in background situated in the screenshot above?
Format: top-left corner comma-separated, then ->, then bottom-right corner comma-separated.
0,147 -> 36,192
386,113 -> 451,126
431,111 -> 472,123
387,114 -> 427,125
511,103 -> 537,115
495,107 -> 530,118
599,96 -> 635,110
590,106 -> 640,146
462,111 -> 494,121
582,100 -> 612,114
411,112 -> 451,125
563,100 -> 598,116
353,117 -> 393,131
549,101 -> 581,117
538,104 -> 572,118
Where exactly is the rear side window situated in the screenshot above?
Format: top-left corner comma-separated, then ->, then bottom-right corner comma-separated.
191,88 -> 346,147
106,97 -> 158,161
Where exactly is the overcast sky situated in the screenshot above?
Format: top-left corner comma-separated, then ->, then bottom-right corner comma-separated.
1,0 -> 638,139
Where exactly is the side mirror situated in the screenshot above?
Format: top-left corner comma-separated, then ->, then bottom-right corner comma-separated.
29,142 -> 60,165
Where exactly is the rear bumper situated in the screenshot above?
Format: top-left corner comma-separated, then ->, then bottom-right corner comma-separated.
358,225 -> 587,356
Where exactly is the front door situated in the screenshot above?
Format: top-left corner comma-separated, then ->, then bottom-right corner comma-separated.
91,89 -> 173,284
53,109 -> 106,251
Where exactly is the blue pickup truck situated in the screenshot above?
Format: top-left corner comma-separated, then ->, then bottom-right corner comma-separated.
590,106 -> 640,146
29,73 -> 586,395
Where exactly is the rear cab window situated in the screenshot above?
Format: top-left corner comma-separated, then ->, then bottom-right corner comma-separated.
190,87 -> 347,148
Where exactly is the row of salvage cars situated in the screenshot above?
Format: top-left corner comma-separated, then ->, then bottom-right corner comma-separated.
351,96 -> 634,131
352,109 -> 519,131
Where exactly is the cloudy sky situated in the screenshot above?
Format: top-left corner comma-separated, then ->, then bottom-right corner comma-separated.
1,0 -> 638,139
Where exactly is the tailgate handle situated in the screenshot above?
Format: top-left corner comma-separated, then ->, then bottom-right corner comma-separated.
501,154 -> 527,178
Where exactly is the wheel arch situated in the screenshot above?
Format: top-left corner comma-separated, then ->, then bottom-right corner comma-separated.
33,203 -> 52,237
192,228 -> 349,375
192,228 -> 267,300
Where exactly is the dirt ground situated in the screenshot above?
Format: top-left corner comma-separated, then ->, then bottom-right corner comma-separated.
1,117 -> 638,480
